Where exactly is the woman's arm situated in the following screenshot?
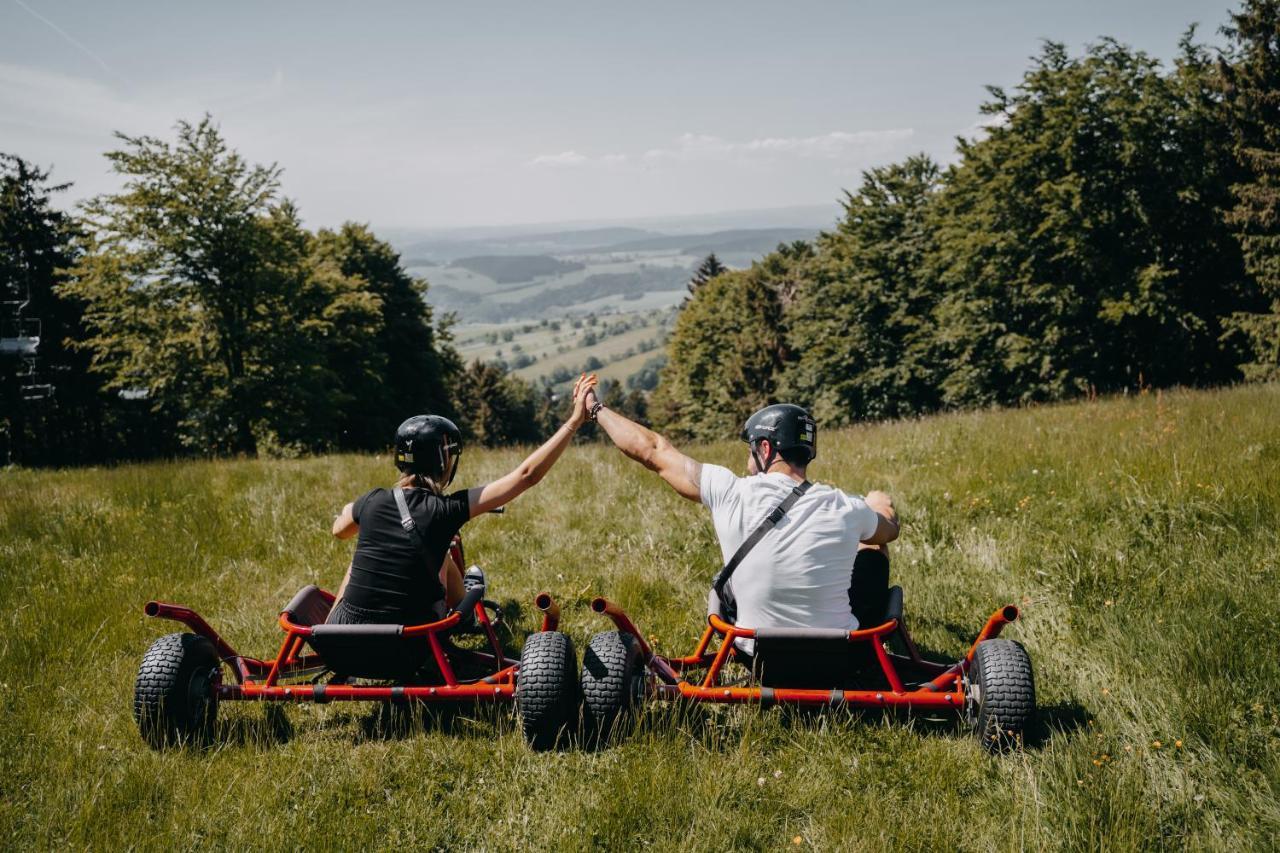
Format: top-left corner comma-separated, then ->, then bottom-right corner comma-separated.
439,550 -> 464,608
466,373 -> 597,517
332,503 -> 357,539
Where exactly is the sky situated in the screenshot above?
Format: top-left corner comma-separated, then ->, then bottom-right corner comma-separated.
0,0 -> 1237,231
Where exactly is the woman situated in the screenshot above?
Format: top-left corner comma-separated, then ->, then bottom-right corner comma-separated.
327,373 -> 597,625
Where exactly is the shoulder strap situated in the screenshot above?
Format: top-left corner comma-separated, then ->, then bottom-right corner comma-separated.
712,479 -> 812,601
392,487 -> 432,555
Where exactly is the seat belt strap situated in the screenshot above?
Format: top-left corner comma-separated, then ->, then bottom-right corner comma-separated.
393,487 -> 432,554
712,479 -> 812,606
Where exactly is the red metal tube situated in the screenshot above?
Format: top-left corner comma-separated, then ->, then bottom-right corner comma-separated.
652,682 -> 964,708
590,597 -> 680,684
144,601 -> 240,661
220,683 -> 517,701
534,592 -> 560,633
964,604 -> 1020,663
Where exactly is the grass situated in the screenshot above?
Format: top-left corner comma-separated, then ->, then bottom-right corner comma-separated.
2,384 -> 1278,850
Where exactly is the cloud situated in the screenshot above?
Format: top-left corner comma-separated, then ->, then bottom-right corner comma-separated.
644,129 -> 914,162
529,150 -> 627,167
529,129 -> 914,170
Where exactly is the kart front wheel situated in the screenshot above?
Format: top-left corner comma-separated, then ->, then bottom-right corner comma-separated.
965,638 -> 1035,753
580,630 -> 645,746
134,632 -> 220,748
516,631 -> 579,751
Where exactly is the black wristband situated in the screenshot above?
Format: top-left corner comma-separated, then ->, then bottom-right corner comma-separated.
588,401 -> 605,422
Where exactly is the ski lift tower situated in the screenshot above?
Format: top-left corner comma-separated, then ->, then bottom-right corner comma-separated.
1,277 -> 54,401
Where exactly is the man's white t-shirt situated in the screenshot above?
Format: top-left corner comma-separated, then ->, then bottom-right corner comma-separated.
700,464 -> 881,645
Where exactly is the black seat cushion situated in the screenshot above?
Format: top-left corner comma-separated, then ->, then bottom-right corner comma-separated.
305,623 -> 433,681
282,584 -> 333,627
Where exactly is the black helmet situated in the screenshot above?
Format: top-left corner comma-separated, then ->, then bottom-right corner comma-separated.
741,403 -> 817,471
394,415 -> 462,486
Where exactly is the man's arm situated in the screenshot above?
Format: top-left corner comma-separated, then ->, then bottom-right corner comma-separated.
862,489 -> 900,545
593,404 -> 703,502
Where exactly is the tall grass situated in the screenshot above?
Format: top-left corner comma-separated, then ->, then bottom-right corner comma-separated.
1,385 -> 1277,850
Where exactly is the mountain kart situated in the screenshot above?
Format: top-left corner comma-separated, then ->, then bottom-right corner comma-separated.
133,550 -> 578,751
580,587 -> 1035,752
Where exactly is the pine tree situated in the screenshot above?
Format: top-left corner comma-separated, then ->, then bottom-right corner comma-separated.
687,252 -> 727,296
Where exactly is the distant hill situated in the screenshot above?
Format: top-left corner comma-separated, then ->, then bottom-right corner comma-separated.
450,255 -> 585,284
587,228 -> 817,255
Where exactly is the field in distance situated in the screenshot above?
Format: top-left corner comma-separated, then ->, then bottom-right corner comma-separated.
2,383 -> 1276,849
453,308 -> 673,389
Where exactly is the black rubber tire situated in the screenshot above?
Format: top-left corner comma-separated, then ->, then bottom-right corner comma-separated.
580,630 -> 645,745
134,632 -> 220,748
966,638 -> 1036,753
516,631 -> 580,751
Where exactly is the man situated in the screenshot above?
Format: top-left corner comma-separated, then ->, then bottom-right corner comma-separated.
584,394 -> 899,639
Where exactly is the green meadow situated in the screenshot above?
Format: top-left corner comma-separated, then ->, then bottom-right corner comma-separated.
1,384 -> 1277,850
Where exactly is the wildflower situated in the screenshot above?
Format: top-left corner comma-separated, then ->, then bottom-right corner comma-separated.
757,777 -> 766,787
1104,600 -> 1113,607
1077,779 -> 1084,786
1101,754 -> 1110,761
793,837 -> 804,846
1101,688 -> 1110,696
1092,759 -> 1101,767
1124,745 -> 1132,752
1152,740 -> 1162,749
1175,740 -> 1183,749
774,770 -> 783,778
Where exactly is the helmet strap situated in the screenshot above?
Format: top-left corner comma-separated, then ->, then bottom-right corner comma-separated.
751,441 -> 776,475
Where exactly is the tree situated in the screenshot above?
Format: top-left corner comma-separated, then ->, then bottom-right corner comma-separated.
1221,0 -> 1280,379
451,360 -> 540,446
63,117 -> 382,455
309,224 -> 458,449
780,155 -> 944,424
927,38 -> 1251,407
687,252 -> 727,296
650,246 -> 805,440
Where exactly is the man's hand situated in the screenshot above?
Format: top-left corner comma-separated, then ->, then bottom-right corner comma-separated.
863,489 -> 900,545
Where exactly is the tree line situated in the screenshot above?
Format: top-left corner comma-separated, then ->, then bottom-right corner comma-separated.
652,4 -> 1280,440
1,118 -> 607,465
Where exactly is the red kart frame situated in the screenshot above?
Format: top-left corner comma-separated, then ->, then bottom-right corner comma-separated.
142,588 -> 563,704
589,596 -> 1020,709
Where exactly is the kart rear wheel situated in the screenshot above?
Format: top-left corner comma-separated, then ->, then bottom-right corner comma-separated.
965,638 -> 1035,753
580,630 -> 645,746
516,631 -> 579,751
134,632 -> 220,748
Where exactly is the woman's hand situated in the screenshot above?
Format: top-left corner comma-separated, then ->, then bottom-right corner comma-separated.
568,372 -> 598,429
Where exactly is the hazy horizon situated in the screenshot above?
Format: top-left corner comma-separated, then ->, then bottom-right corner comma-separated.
2,0 -> 1234,230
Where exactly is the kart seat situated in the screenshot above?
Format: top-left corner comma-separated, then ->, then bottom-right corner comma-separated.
750,586 -> 904,689
305,624 -> 432,682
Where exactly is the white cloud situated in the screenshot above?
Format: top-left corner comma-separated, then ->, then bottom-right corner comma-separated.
529,128 -> 914,170
642,129 -> 914,163
529,150 -> 628,167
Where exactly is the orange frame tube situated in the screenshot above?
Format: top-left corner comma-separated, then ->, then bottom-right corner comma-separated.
590,599 -> 1019,709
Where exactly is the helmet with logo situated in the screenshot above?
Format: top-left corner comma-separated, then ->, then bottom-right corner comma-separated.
740,403 -> 816,472
394,415 -> 462,486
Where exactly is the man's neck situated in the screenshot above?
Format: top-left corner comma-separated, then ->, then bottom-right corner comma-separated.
764,462 -> 807,483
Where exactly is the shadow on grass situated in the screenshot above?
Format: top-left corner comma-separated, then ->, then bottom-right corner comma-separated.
217,703 -> 295,747
1026,699 -> 1091,748
356,699 -> 508,743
